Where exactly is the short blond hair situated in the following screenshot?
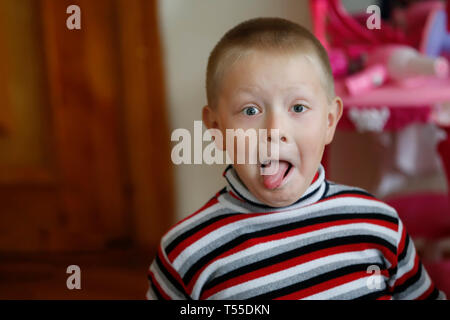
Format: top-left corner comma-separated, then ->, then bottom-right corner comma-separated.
206,17 -> 335,108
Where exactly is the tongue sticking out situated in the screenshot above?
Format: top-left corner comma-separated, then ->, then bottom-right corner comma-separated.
262,160 -> 290,190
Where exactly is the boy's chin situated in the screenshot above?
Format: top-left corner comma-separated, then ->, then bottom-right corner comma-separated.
253,189 -> 301,208
250,179 -> 306,207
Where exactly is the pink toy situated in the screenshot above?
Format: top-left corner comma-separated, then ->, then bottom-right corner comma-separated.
344,64 -> 387,96
328,48 -> 348,77
365,45 -> 449,82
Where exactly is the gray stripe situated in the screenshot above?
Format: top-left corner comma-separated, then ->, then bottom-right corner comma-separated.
178,204 -> 399,276
393,264 -> 428,299
330,282 -> 388,300
396,234 -> 415,274
325,182 -> 370,197
228,254 -> 385,300
152,261 -> 187,300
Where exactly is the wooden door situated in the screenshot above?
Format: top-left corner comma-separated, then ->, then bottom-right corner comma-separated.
0,0 -> 174,252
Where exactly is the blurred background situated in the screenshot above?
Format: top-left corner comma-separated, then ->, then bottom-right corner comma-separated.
0,0 -> 448,299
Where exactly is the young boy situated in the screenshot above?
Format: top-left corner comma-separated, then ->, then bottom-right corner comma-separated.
146,17 -> 446,300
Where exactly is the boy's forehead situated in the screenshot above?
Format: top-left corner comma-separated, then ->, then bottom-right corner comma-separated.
224,51 -> 323,93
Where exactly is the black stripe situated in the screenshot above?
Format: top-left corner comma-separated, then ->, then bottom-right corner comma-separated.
354,289 -> 389,300
200,235 -> 395,291
248,263 -> 383,300
398,232 -> 410,262
424,287 -> 440,300
184,213 -> 398,285
393,262 -> 423,295
321,189 -> 376,200
290,184 -> 322,206
321,180 -> 330,199
166,212 -> 237,254
155,254 -> 191,300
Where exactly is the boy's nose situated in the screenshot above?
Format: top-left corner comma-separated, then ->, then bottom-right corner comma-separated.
267,134 -> 287,143
266,112 -> 289,143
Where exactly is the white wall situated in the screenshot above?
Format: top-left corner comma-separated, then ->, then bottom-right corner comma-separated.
158,0 -> 311,221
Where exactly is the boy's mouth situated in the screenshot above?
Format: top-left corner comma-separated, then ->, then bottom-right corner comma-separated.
260,160 -> 293,190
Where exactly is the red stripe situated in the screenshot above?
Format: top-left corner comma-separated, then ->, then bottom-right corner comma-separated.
189,218 -> 397,293
148,270 -> 172,300
416,282 -> 436,300
376,295 -> 392,300
315,193 -> 384,205
200,242 -> 391,299
311,171 -> 319,183
229,190 -> 244,201
276,270 -> 368,300
157,246 -> 189,293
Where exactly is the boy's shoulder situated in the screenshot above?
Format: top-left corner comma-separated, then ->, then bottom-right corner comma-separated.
322,179 -> 399,219
160,187 -> 229,252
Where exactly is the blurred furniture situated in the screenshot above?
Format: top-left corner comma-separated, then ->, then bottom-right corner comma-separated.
310,0 -> 450,297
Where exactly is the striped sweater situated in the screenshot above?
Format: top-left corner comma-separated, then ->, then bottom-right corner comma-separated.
146,164 -> 446,300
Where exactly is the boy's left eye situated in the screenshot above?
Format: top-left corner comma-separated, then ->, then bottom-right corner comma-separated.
291,104 -> 307,113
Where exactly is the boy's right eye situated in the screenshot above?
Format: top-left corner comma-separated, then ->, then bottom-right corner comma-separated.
242,106 -> 260,116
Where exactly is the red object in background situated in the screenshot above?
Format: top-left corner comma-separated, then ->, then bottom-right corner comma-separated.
447,0 -> 450,31
424,260 -> 450,298
385,193 -> 450,240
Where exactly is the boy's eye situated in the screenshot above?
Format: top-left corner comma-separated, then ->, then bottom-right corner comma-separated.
242,106 -> 260,116
291,104 -> 307,113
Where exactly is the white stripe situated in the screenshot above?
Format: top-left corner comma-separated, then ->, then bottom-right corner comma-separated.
289,182 -> 326,209
227,171 -> 261,203
173,197 -> 397,269
303,276 -> 387,300
192,222 -> 396,298
394,243 -> 416,281
208,249 -> 382,300
162,201 -> 224,248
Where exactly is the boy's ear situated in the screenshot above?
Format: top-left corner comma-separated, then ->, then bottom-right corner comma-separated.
202,105 -> 219,130
325,96 -> 343,145
202,105 -> 226,151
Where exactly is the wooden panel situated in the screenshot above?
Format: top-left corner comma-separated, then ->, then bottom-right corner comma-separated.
116,0 -> 174,248
0,8 -> 12,135
0,0 -> 174,252
40,0 -> 127,250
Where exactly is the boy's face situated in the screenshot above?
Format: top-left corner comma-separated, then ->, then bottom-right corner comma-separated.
203,50 -> 343,207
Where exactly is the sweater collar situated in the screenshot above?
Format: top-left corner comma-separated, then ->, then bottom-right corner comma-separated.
222,164 -> 327,212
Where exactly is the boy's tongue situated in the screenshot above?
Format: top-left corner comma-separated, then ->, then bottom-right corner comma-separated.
262,160 -> 290,190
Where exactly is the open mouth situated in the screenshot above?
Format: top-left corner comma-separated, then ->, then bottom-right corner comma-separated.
260,160 -> 293,190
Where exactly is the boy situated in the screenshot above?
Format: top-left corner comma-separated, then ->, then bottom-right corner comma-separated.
146,17 -> 445,300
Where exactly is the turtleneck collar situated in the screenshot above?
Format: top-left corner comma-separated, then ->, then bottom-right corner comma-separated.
221,164 -> 327,212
